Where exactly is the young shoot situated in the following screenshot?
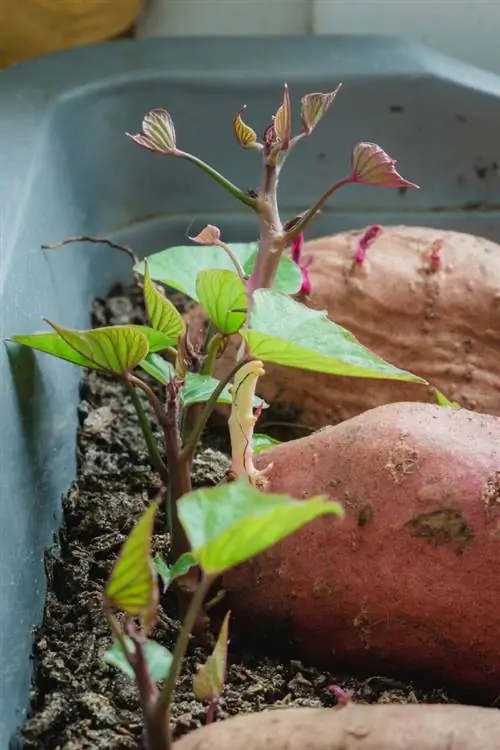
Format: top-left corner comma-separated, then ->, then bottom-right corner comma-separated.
9,81 -> 430,622
102,480 -> 343,750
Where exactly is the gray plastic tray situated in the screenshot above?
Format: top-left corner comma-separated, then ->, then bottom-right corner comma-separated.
2,36 -> 500,747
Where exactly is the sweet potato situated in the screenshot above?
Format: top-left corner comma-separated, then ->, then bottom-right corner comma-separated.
187,226 -> 500,428
173,704 -> 500,750
222,402 -> 500,700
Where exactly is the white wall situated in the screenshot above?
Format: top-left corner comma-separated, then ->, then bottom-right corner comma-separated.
136,0 -> 500,75
313,1 -> 500,75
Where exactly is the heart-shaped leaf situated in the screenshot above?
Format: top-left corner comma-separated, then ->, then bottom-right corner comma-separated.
10,331 -> 96,368
193,611 -> 230,703
104,637 -> 172,682
11,324 -> 149,375
136,242 -> 302,300
241,290 -> 425,382
105,502 -> 158,618
143,262 -> 185,343
196,269 -> 247,334
178,480 -> 343,575
140,354 -> 267,408
47,322 -> 149,376
136,244 -> 258,301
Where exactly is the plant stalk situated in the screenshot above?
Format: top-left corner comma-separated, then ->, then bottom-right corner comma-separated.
178,151 -> 257,209
283,176 -> 353,244
126,382 -> 169,485
180,356 -> 251,463
247,163 -> 284,295
158,575 -> 213,712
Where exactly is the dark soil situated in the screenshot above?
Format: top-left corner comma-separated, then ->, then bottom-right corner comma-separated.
21,285 -> 452,750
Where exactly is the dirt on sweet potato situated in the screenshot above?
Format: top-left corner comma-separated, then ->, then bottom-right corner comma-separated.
222,402 -> 500,702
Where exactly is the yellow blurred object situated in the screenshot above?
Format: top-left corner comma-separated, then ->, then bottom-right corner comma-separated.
0,0 -> 144,68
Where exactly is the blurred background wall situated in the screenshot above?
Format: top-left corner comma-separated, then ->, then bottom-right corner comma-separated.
1,1 -> 499,75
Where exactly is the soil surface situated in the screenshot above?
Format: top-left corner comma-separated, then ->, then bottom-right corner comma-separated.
21,284 -> 452,750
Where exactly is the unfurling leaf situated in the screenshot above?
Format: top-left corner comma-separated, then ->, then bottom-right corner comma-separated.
104,637 -> 172,682
178,480 -> 343,575
195,269 -> 247,334
233,106 -> 259,149
351,143 -> 419,189
105,502 -> 159,628
300,84 -> 342,134
189,224 -> 222,246
154,551 -> 197,593
274,83 -> 291,150
193,611 -> 231,703
143,261 -> 185,342
12,323 -> 149,375
127,108 -> 177,154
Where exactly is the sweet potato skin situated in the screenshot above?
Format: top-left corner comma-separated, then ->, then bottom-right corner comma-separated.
173,704 -> 500,750
222,402 -> 500,700
187,226 -> 500,428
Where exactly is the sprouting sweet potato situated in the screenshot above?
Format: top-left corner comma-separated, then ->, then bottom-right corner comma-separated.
222,402 -> 500,700
186,226 -> 500,428
173,704 -> 500,750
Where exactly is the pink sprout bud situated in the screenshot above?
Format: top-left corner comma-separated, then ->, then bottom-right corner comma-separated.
351,142 -> 419,189
353,224 -> 383,265
126,108 -> 177,154
429,239 -> 443,272
290,232 -> 313,296
328,685 -> 354,706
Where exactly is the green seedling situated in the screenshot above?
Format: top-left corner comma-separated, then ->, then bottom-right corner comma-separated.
9,82 -> 437,619
103,480 -> 344,750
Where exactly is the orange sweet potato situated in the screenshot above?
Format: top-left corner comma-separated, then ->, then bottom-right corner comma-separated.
173,704 -> 500,750
187,226 -> 500,428
222,402 -> 500,700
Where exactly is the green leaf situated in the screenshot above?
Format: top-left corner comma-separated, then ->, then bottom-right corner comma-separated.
131,325 -> 177,353
154,552 -> 197,593
105,502 -> 158,617
143,261 -> 185,342
104,637 -> 172,682
136,243 -> 303,300
178,480 -> 343,575
140,354 -> 267,409
140,352 -> 174,384
241,290 -> 425,382
12,324 -> 149,375
252,433 -> 281,454
193,611 -> 230,703
10,331 -> 96,368
243,251 -> 302,295
136,243 -> 258,301
434,388 -> 461,410
196,269 -> 247,334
